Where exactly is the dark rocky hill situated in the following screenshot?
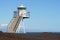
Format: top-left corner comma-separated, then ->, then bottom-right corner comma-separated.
0,31 -> 60,40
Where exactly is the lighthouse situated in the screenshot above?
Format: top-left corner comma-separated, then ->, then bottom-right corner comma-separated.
7,5 -> 30,33
18,5 -> 30,18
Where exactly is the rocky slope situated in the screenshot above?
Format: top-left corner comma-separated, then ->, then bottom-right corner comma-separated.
0,31 -> 60,40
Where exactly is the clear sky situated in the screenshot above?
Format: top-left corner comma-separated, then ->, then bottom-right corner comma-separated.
0,0 -> 60,32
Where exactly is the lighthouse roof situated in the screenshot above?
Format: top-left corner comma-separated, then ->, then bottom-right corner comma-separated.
18,4 -> 26,9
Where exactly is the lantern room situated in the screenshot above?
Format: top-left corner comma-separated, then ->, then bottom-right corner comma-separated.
17,5 -> 30,19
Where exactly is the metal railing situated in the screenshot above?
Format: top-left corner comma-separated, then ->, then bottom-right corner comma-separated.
13,11 -> 18,18
26,11 -> 30,17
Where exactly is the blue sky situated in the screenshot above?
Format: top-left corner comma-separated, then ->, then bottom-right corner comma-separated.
0,0 -> 60,32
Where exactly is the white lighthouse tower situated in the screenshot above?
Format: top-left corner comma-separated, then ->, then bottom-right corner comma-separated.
7,5 -> 30,33
18,5 -> 29,18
